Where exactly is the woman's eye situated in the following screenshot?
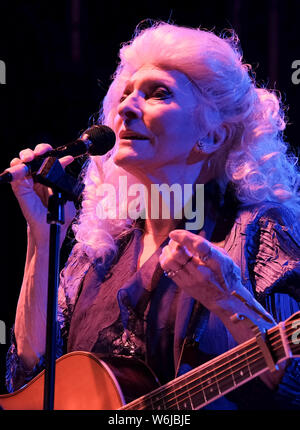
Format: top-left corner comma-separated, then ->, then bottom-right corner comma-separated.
119,94 -> 128,103
119,87 -> 172,103
151,88 -> 172,99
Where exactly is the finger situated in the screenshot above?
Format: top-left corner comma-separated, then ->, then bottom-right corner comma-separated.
19,148 -> 35,163
33,143 -> 53,156
159,246 -> 183,271
168,239 -> 193,263
160,242 -> 193,273
59,155 -> 74,168
15,146 -> 73,171
169,230 -> 227,277
168,238 -> 187,253
33,144 -> 74,168
10,144 -> 52,169
33,143 -> 74,168
169,229 -> 211,259
32,182 -> 53,207
10,157 -> 22,167
168,239 -> 193,255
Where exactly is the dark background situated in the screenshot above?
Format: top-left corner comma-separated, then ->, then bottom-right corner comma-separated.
0,0 -> 299,396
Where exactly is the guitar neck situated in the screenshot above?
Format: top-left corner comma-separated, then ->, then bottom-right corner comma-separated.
121,317 -> 297,410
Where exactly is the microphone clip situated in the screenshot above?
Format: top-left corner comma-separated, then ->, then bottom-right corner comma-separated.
33,156 -> 84,203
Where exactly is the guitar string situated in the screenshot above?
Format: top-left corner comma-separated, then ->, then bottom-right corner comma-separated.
123,326 -> 291,410
164,351 -> 271,409
123,345 -> 263,410
120,341 -> 263,410
123,323 -> 298,410
139,347 -> 265,410
124,334 -> 270,409
152,325 -> 297,410
153,325 -> 297,410
136,338 -> 282,410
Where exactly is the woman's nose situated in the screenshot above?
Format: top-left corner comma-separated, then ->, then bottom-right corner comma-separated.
117,93 -> 143,120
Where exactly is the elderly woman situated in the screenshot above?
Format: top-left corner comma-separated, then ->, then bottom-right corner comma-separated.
5,21 -> 300,409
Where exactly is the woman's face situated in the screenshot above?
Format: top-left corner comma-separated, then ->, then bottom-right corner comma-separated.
112,65 -> 202,176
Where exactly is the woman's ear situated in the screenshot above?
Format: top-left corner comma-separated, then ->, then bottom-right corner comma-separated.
195,124 -> 228,155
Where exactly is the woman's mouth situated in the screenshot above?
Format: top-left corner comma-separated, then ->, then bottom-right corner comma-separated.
119,130 -> 149,140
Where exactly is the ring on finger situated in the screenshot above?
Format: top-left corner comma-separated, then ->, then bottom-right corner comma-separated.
164,255 -> 193,278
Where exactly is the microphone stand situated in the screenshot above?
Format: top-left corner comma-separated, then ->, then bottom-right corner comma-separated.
33,157 -> 84,410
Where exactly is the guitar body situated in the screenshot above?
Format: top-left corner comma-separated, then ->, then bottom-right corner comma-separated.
1,312 -> 300,410
0,351 -> 160,410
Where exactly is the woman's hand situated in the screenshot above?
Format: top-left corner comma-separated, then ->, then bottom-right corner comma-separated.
159,229 -> 287,390
10,143 -> 76,247
159,229 -> 274,326
159,229 -> 243,312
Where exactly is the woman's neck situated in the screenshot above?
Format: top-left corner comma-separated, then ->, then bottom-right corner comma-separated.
143,217 -> 181,242
123,158 -> 229,242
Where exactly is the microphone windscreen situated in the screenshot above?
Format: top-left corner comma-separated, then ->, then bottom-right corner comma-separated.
85,125 -> 116,156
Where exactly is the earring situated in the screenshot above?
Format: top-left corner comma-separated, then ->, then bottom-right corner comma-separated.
196,140 -> 204,151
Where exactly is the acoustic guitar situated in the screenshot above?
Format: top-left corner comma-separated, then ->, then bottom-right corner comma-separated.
1,311 -> 300,410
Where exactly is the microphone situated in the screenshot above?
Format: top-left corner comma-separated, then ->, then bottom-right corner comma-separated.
0,125 -> 116,184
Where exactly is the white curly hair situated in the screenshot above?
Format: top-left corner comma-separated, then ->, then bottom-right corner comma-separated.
59,21 -> 300,302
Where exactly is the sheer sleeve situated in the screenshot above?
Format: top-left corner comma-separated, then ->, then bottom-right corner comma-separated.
249,206 -> 300,301
5,244 -> 92,394
5,271 -> 72,393
219,204 -> 300,409
245,206 -> 300,408
5,322 -> 65,393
